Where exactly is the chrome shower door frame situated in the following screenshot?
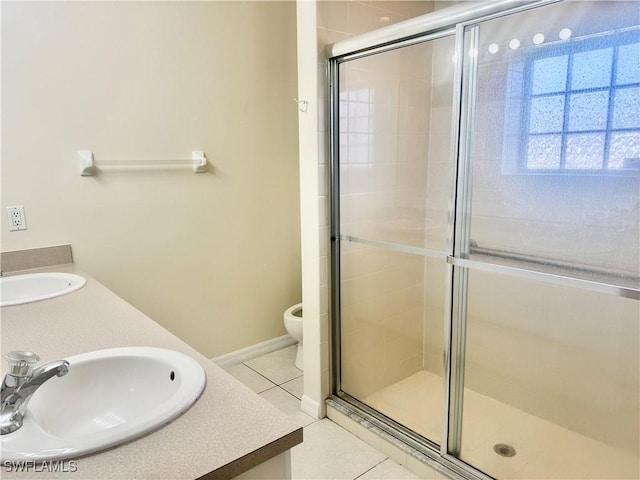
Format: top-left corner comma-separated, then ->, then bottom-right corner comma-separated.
326,1 -> 640,479
327,20 -> 490,477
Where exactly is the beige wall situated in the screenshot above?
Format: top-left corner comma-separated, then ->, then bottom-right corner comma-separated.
1,1 -> 301,358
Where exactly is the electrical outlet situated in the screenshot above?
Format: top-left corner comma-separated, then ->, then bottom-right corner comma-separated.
6,206 -> 27,231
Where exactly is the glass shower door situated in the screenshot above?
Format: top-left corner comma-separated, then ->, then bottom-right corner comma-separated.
451,2 -> 640,478
336,33 -> 456,446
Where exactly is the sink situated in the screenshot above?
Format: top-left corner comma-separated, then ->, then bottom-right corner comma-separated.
0,272 -> 86,307
1,347 -> 206,461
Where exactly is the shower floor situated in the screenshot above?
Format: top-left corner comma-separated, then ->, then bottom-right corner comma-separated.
365,371 -> 638,479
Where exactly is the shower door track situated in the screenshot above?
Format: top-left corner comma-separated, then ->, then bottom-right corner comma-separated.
328,395 -> 487,480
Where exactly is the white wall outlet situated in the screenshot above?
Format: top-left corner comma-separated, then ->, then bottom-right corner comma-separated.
6,206 -> 27,231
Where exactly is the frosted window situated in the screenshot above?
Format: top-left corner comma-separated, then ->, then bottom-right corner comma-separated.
529,96 -> 565,133
609,132 -> 640,169
514,30 -> 640,172
612,87 -> 640,129
531,55 -> 568,94
568,92 -> 609,131
527,135 -> 562,169
616,43 -> 640,85
565,134 -> 605,169
571,48 -> 613,90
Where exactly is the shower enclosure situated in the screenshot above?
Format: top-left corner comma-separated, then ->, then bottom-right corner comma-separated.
328,1 -> 639,479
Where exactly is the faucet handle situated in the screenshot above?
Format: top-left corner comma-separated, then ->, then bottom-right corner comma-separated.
3,351 -> 40,377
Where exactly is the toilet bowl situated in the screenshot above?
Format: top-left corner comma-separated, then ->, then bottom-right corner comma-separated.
284,303 -> 303,371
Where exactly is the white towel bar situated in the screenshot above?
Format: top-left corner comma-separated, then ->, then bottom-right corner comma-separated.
78,150 -> 207,176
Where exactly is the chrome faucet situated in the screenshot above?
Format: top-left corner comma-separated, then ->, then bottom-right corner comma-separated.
1,351 -> 69,435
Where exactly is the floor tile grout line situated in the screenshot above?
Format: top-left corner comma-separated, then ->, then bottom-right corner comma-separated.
241,361 -> 303,387
261,384 -> 316,422
279,373 -> 304,387
241,361 -> 283,386
276,384 -> 305,404
352,457 -> 390,480
258,385 -> 320,428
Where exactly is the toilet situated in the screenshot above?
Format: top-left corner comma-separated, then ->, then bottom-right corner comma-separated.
284,303 -> 303,371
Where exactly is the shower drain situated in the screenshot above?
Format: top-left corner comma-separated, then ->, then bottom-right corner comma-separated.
493,444 -> 516,457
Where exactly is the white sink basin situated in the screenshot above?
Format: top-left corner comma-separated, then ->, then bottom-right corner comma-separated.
0,272 -> 86,306
1,347 -> 206,461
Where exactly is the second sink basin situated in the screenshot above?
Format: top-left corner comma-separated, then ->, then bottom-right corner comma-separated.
0,272 -> 86,307
1,347 -> 206,461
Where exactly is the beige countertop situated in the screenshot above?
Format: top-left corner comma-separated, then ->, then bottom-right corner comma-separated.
0,263 -> 302,479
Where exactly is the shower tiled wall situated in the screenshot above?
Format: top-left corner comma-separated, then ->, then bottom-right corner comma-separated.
341,245 -> 426,398
339,47 -> 435,247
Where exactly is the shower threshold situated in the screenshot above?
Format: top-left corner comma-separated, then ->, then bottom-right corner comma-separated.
357,371 -> 638,480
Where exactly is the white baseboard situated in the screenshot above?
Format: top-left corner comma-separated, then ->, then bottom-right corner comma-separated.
301,394 -> 323,419
211,334 -> 297,367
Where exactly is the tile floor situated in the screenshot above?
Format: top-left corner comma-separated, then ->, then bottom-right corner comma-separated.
224,345 -> 424,480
